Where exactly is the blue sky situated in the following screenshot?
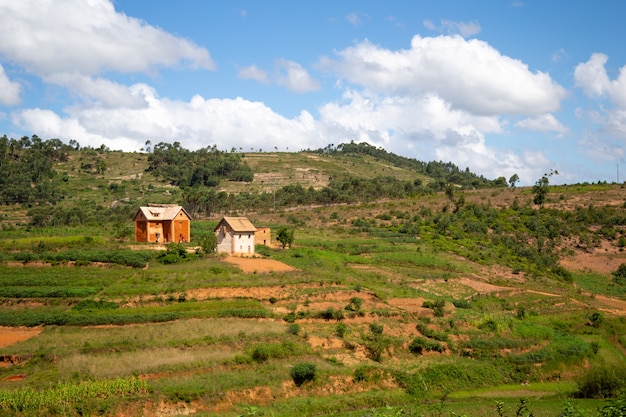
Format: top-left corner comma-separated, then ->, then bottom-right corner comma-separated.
1,1 -> 626,185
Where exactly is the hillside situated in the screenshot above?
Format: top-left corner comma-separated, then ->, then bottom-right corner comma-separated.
0,140 -> 625,417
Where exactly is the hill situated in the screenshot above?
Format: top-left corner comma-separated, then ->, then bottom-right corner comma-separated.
0,137 -> 625,417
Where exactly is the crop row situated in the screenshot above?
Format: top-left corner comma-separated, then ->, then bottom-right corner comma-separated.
0,376 -> 148,413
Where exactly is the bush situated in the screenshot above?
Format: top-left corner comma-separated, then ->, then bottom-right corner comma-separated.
290,362 -> 316,387
613,263 -> 626,285
575,366 -> 626,399
287,324 -> 301,335
335,322 -> 348,338
409,337 -> 444,354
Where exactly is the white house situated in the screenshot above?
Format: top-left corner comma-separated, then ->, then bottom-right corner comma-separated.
214,216 -> 257,254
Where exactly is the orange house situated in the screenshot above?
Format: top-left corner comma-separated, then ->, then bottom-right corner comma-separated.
134,204 -> 191,243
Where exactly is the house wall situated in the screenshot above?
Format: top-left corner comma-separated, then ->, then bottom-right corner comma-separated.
215,226 -> 255,254
255,227 -> 271,246
134,208 -> 191,243
233,232 -> 255,254
216,225 -> 233,253
135,220 -> 148,242
173,211 -> 190,242
148,221 -> 164,243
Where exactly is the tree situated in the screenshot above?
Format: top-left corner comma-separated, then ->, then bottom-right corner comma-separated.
509,173 -> 520,188
276,227 -> 294,249
198,233 -> 217,256
532,169 -> 558,207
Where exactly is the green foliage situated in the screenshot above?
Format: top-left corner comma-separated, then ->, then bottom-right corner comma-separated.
335,322 -> 349,338
317,307 -> 344,321
198,233 -> 217,256
72,300 -> 119,311
575,366 -> 626,399
532,169 -> 558,207
423,299 -> 446,317
408,336 -> 444,354
287,323 -> 301,335
250,341 -> 303,363
11,248 -> 154,268
290,362 -> 316,387
364,324 -> 391,362
613,263 -> 626,285
276,227 -> 295,249
0,376 -> 148,414
147,142 -> 252,188
157,243 -> 193,264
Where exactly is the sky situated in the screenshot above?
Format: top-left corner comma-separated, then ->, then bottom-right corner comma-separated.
1,1 -> 625,186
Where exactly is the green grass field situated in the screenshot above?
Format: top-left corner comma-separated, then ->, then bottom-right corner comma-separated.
0,150 -> 625,416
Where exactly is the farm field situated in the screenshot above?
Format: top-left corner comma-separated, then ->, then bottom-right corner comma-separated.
0,144 -> 625,416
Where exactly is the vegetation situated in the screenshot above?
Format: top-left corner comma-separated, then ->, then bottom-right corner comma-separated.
0,135 -> 624,416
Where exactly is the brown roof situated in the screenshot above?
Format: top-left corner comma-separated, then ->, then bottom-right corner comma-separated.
134,205 -> 191,221
215,216 -> 257,232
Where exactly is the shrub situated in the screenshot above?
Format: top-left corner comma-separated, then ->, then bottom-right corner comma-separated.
317,307 -> 344,321
287,323 -> 301,335
409,337 -> 444,354
369,323 -> 384,335
291,362 -> 316,387
250,341 -> 300,363
613,263 -> 626,285
575,366 -> 626,399
452,299 -> 471,309
335,322 -> 348,338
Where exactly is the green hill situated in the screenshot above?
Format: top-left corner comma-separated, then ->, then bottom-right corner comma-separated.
0,136 -> 625,417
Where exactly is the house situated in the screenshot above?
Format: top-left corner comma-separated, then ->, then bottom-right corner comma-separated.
255,227 -> 271,247
134,204 -> 191,243
214,216 -> 257,254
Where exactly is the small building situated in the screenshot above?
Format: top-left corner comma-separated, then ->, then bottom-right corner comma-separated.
134,204 -> 191,243
214,216 -> 257,254
255,227 -> 271,246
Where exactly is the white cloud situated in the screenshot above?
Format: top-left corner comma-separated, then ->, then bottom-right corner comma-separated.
319,35 -> 566,116
0,65 -> 21,105
11,91 -> 328,152
575,53 -> 626,140
574,53 -> 611,98
514,114 -> 568,136
275,59 -> 320,93
315,89 -> 539,180
0,0 -> 214,77
238,65 -> 270,84
45,74 -> 149,109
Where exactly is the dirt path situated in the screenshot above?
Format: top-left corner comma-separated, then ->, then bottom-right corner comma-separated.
223,256 -> 296,273
0,326 -> 42,349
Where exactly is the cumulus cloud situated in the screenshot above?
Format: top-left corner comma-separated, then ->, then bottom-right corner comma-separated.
514,114 -> 569,136
575,53 -> 626,140
275,59 -> 320,93
0,0 -> 214,77
316,89 -> 531,180
45,74 -> 149,109
0,65 -> 21,105
574,53 -> 611,98
11,90 -> 328,152
238,65 -> 270,84
319,35 -> 566,116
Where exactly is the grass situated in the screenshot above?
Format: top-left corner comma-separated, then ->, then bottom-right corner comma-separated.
0,177 -> 625,415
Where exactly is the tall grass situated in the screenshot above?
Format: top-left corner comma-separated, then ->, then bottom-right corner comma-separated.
0,377 -> 148,414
